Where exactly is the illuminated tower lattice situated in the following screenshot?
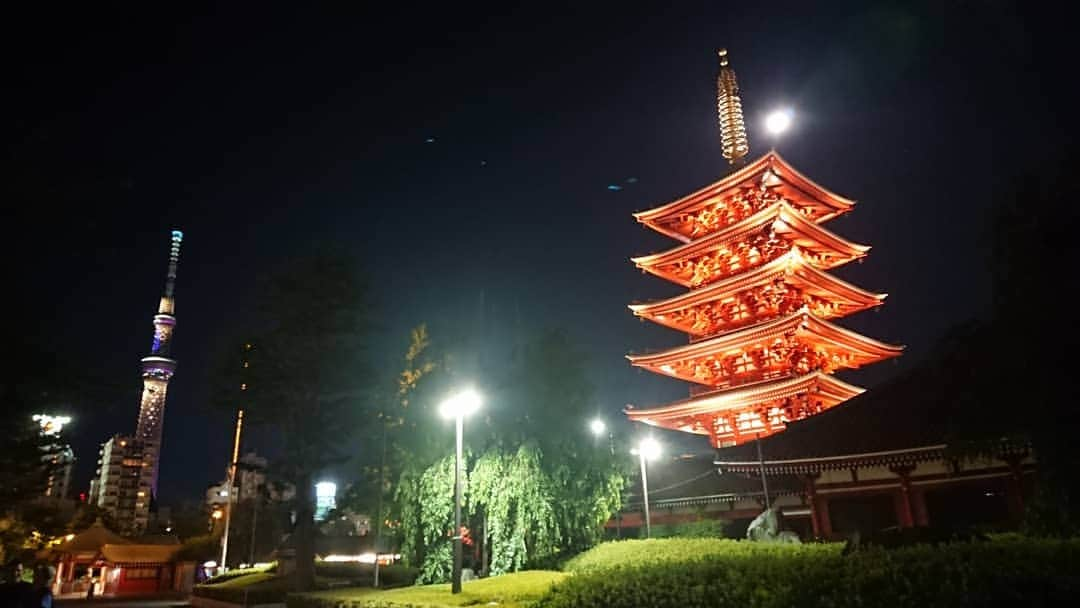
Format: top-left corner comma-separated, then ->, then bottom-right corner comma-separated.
624,51 -> 901,447
136,230 -> 184,494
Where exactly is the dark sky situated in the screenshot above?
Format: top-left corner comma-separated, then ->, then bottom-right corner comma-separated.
6,2 -> 1071,505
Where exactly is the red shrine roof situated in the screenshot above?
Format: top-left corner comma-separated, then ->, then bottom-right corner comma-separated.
624,371 -> 865,437
629,248 -> 886,338
627,309 -> 903,389
634,152 -> 855,243
631,201 -> 870,288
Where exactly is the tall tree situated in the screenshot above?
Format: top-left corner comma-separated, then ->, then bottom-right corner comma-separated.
216,253 -> 371,590
988,154 -> 1079,534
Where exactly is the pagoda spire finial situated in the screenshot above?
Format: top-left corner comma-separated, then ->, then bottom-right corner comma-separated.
717,48 -> 750,168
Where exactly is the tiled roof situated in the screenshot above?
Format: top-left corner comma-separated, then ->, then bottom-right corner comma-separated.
714,326 -> 1004,464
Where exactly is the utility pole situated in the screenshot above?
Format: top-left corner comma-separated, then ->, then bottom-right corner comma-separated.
220,409 -> 243,570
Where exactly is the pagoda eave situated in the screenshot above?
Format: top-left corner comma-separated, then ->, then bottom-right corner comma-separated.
631,201 -> 870,288
628,249 -> 887,337
624,371 -> 865,429
633,152 -> 856,241
627,309 -> 903,387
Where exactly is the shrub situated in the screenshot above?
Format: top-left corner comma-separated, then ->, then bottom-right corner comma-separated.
203,564 -> 276,585
194,576 -> 289,605
541,537 -> 1080,608
562,538 -> 837,573
649,518 -> 729,539
311,562 -> 418,588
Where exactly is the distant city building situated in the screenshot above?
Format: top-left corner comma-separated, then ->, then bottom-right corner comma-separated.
90,231 -> 184,536
91,435 -> 155,535
315,481 -> 337,521
35,414 -> 75,499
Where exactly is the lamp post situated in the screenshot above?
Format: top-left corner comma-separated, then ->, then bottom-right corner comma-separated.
439,388 -> 482,594
631,437 -> 662,538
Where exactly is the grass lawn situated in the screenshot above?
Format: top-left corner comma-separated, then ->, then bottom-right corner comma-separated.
292,570 -> 567,608
210,571 -> 278,588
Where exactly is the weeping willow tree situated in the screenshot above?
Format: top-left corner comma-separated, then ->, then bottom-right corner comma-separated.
470,444 -> 559,575
388,327 -> 625,582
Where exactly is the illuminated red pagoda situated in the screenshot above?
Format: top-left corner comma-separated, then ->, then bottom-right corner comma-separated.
625,50 -> 902,447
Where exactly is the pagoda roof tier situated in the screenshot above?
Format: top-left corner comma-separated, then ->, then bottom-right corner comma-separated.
626,309 -> 903,389
629,248 -> 886,338
624,371 -> 865,444
631,201 -> 870,288
634,152 -> 856,242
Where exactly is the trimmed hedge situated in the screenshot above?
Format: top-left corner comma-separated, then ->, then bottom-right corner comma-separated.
286,570 -> 566,608
540,537 -> 1080,608
562,538 -> 838,573
311,562 -> 419,588
193,579 -> 288,605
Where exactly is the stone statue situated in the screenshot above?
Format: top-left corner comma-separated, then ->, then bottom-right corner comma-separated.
746,505 -> 801,543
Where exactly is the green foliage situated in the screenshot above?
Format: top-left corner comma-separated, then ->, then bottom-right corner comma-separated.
543,537 -> 1080,608
213,252 -> 373,590
286,570 -> 567,608
471,445 -> 560,575
311,562 -> 418,588
648,518 -> 729,539
202,564 -> 276,585
194,574 -> 289,605
387,328 -> 627,581
562,538 -> 836,573
178,534 -> 222,562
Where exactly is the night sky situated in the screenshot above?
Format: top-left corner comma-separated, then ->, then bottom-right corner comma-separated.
7,2 -> 1071,505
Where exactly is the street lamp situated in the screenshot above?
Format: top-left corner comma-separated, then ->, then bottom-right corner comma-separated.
764,108 -> 794,137
589,418 -> 615,456
589,418 -> 606,437
439,388 -> 482,594
631,437 -> 662,538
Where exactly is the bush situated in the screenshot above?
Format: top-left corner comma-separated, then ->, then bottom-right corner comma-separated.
649,518 -> 729,539
562,538 -> 837,573
312,562 -> 418,588
203,564 -> 276,585
194,576 -> 289,605
286,570 -> 565,608
541,537 -> 1080,608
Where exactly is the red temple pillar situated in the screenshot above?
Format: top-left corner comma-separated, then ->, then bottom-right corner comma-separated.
911,486 -> 929,527
890,465 -> 915,528
814,493 -> 832,538
803,473 -> 821,538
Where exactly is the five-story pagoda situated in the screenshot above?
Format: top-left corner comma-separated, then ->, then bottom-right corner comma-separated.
625,50 -> 902,447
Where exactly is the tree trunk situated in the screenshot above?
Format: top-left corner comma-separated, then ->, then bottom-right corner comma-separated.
293,471 -> 316,591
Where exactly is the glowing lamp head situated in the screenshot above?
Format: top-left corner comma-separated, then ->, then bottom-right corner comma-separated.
439,388 -> 482,420
211,509 -> 223,520
633,437 -> 662,462
765,108 -> 794,136
589,418 -> 606,436
315,481 -> 337,499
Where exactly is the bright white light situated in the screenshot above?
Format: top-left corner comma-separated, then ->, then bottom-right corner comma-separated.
765,108 -> 794,135
33,414 -> 72,436
439,388 -> 483,420
315,481 -> 337,498
589,419 -> 606,436
634,437 -> 662,462
203,561 -> 218,568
